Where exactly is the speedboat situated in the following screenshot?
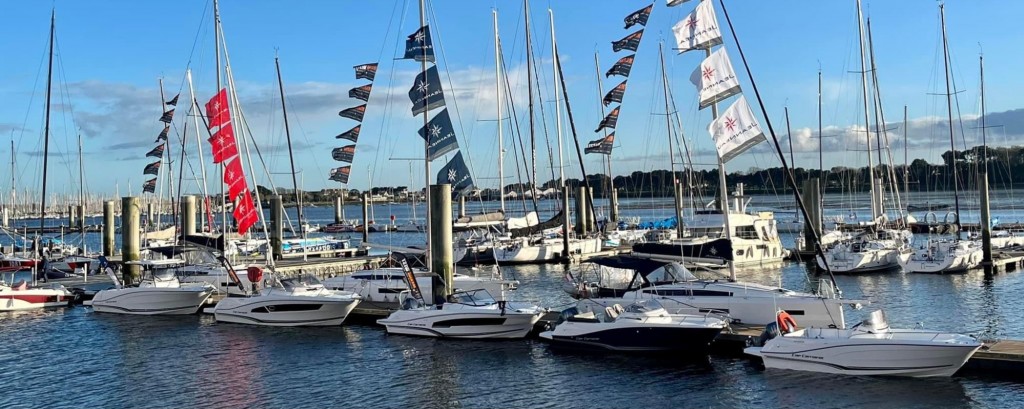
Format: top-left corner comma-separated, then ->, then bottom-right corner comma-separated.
565,256 -> 861,328
539,299 -> 727,354
87,262 -> 215,315
213,271 -> 361,326
745,310 -> 982,377
0,268 -> 73,311
377,289 -> 545,339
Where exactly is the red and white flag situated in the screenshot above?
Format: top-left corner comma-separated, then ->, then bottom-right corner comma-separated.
205,89 -> 231,129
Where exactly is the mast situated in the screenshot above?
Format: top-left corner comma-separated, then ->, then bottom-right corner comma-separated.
275,55 -> 307,254
525,0 -> 537,203
158,78 -> 174,229
214,0 -> 226,233
817,70 -> 823,184
593,52 -> 615,221
77,133 -> 84,226
549,10 -> 564,188
10,140 -> 14,219
39,10 -> 55,268
706,44 -> 737,281
980,55 -> 988,170
855,0 -> 878,221
785,106 -> 795,177
419,0 -> 431,268
939,4 -> 961,232
493,9 -> 505,214
186,69 -> 211,231
903,105 -> 908,199
659,43 -> 684,238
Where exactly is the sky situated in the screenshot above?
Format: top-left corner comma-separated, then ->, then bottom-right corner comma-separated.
1,0 -> 1022,200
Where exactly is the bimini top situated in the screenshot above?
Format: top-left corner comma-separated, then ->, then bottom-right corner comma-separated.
589,256 -> 697,284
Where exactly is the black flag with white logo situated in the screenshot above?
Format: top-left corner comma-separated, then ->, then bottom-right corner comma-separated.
605,54 -> 635,77
349,84 -> 372,102
595,106 -> 621,133
354,63 -> 379,81
603,80 -> 627,106
417,109 -> 460,161
339,105 -> 367,122
408,65 -> 446,116
585,133 -> 615,155
436,151 -> 475,196
332,145 -> 356,163
337,125 -> 361,142
612,29 -> 644,53
403,25 -> 435,63
624,4 -> 652,29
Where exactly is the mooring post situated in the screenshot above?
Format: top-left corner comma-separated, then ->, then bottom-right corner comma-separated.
334,196 -> 343,224
587,187 -> 597,232
802,178 -> 822,253
68,204 -> 76,229
980,171 -> 994,276
269,194 -> 283,260
562,187 -> 571,260
121,196 -> 141,284
103,200 -> 115,257
575,186 -> 587,235
181,196 -> 196,237
674,182 -> 685,237
197,196 -> 207,232
610,188 -> 619,224
429,184 -> 454,300
361,193 -> 370,244
458,195 -> 466,219
146,202 -> 155,227
76,204 -> 84,231
1,206 -> 7,228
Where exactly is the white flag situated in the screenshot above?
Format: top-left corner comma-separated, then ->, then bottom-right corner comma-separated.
708,96 -> 766,163
690,47 -> 741,109
667,0 -> 693,6
672,0 -> 723,53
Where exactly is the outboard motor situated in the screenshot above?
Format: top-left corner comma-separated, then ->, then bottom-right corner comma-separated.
247,266 -> 264,293
757,321 -> 781,346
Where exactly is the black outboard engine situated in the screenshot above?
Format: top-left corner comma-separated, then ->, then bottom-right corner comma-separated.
758,322 -> 781,346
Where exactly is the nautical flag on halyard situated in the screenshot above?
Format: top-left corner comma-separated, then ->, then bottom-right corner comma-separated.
159,109 -> 175,123
612,30 -> 644,53
673,0 -> 723,54
329,166 -> 351,184
166,93 -> 180,106
223,157 -> 247,200
708,96 -> 766,163
208,123 -> 238,164
603,80 -> 627,106
155,125 -> 169,142
595,106 -> 621,132
232,190 -> 258,235
332,145 -> 356,163
585,133 -> 615,155
624,4 -> 653,29
606,54 -> 635,77
142,178 -> 157,193
691,47 -> 741,109
403,25 -> 435,63
205,89 -> 231,129
667,0 -> 693,6
339,104 -> 367,122
417,109 -> 459,161
337,125 -> 361,142
354,63 -> 379,81
436,151 -> 475,195
143,161 -> 161,175
145,143 -> 165,158
408,65 -> 446,116
349,84 -> 372,102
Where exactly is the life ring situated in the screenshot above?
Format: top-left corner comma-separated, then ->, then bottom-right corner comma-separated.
777,311 -> 798,333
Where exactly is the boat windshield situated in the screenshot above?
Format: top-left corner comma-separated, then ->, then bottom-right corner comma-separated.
280,274 -> 323,290
856,310 -> 890,332
151,268 -> 177,281
623,299 -> 664,313
646,263 -> 697,283
449,289 -> 496,306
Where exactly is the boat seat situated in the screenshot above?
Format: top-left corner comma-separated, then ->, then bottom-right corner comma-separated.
612,304 -> 625,314
604,307 -> 619,322
567,312 -> 599,323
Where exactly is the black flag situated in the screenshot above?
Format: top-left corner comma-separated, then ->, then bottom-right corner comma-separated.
142,178 -> 157,193
349,84 -> 372,102
595,106 -> 621,132
332,145 -> 356,163
436,151 -> 475,196
605,54 -> 635,77
165,94 -> 180,106
143,161 -> 161,175
145,143 -> 165,158
624,4 -> 653,29
603,80 -> 627,106
155,125 -> 170,142
339,105 -> 367,122
354,63 -> 379,81
403,25 -> 435,63
612,29 -> 644,52
159,109 -> 175,123
408,65 -> 446,115
417,109 -> 460,161
337,125 -> 361,142
329,166 -> 351,184
585,133 -> 615,155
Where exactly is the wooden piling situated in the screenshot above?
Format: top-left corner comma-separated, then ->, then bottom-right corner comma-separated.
361,193 -> 370,244
146,202 -> 155,226
1,206 -> 7,228
68,205 -> 76,229
802,178 -> 822,252
562,188 -> 571,260
575,186 -> 587,235
334,196 -> 343,224
458,195 -> 466,219
103,200 -> 115,257
181,196 -> 196,236
429,184 -> 453,300
269,195 -> 283,260
609,188 -> 619,224
121,196 -> 140,283
75,204 -> 84,230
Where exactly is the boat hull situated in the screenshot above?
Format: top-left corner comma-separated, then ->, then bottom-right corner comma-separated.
213,296 -> 360,327
378,311 -> 542,339
0,288 -> 71,311
545,325 -> 723,354
90,287 -> 214,315
494,238 -> 602,264
748,342 -> 981,377
585,294 -> 849,329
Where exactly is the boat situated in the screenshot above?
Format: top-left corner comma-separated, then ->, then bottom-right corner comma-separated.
818,228 -> 912,273
901,239 -> 982,274
377,289 -> 544,339
745,310 -> 982,377
0,267 -> 73,311
87,261 -> 215,315
493,233 -> 602,264
213,268 -> 362,327
539,298 -> 727,354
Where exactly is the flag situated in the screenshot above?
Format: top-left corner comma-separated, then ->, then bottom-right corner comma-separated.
232,191 -> 258,235
339,105 -> 367,122
417,109 -> 460,161
205,89 -> 230,129
408,65 -> 446,115
595,106 -> 621,133
585,133 -> 615,155
612,29 -> 644,53
337,125 -> 361,142
207,123 -> 238,164
142,178 -> 157,194
159,109 -> 175,123
143,161 -> 161,175
667,0 -> 693,6
673,0 -> 723,54
624,4 -> 653,29
145,143 -> 165,158
403,25 -> 435,63
329,166 -> 351,184
435,151 -> 475,196
603,80 -> 627,106
349,84 -> 372,102
155,125 -> 169,142
605,54 -> 635,77
165,93 -> 180,106
708,96 -> 766,163
690,47 -> 741,109
223,157 -> 247,200
355,63 -> 379,81
332,145 -> 356,163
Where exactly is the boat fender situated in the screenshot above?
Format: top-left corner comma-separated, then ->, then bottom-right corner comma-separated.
777,311 -> 798,334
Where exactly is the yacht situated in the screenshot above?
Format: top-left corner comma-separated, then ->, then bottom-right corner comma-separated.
493,233 -> 602,264
213,271 -> 361,327
88,261 -> 215,315
817,229 -> 912,274
377,289 -> 544,339
900,239 -> 982,274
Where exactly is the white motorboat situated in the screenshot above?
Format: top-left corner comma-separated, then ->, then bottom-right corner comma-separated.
377,289 -> 544,339
213,272 -> 361,327
539,299 -> 727,354
632,208 -> 787,269
900,239 -> 983,274
745,310 -> 982,377
565,256 -> 861,328
818,229 -> 912,274
493,234 -> 602,264
395,220 -> 425,233
322,266 -> 517,315
87,263 -> 215,315
0,268 -> 72,311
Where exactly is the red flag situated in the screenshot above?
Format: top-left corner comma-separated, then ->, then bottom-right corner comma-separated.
223,157 -> 247,200
207,123 -> 238,164
233,192 -> 258,235
205,89 -> 230,129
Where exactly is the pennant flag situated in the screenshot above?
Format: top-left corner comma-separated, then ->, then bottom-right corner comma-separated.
612,29 -> 644,53
435,151 -> 475,196
165,93 -> 180,106
336,125 -> 361,142
205,89 -> 230,129
673,0 -> 723,54
417,109 -> 460,161
403,25 -> 435,63
339,105 -> 367,122
159,109 -> 175,124
223,157 -> 247,200
354,63 -> 379,81
155,125 -> 169,142
143,161 -> 161,175
667,0 -> 693,6
332,145 -> 356,163
233,191 -> 258,235
585,133 -> 615,155
408,65 -> 446,116
349,84 -> 373,102
603,80 -> 627,106
690,47 -> 741,109
142,178 -> 157,194
145,143 -> 165,158
605,54 -> 635,77
329,166 -> 351,184
708,96 -> 767,163
595,106 -> 621,132
207,123 -> 238,164
624,4 -> 653,29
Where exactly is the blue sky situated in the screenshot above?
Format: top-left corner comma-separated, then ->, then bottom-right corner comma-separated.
1,0 -> 1022,199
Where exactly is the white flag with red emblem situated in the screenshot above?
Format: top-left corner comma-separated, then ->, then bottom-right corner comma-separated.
707,96 -> 766,163
690,47 -> 741,109
673,0 -> 723,54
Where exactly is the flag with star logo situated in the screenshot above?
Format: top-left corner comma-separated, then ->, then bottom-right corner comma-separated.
145,143 -> 165,158
403,25 -> 435,63
232,190 -> 259,235
708,96 -> 765,163
223,157 -> 247,200
337,125 -> 361,142
339,104 -> 367,122
612,29 -> 644,53
435,151 -> 475,196
603,80 -> 627,106
416,109 -> 459,161
690,47 -> 740,109
585,133 -> 615,155
605,54 -> 635,77
349,84 -> 372,102
207,123 -> 238,164
672,0 -> 722,54
354,63 -> 379,81
332,145 -> 356,163
408,65 -> 446,115
205,89 -> 231,129
624,4 -> 652,29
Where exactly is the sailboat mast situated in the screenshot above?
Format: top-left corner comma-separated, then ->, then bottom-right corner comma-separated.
275,56 -> 306,247
980,55 -> 987,170
855,0 -> 877,220
78,133 -> 84,223
494,10 -> 505,214
419,0 -> 431,268
785,106 -> 794,174
903,105 -> 908,199
186,69 -> 211,231
549,10 -> 564,187
817,70 -> 823,181
939,4 -> 961,232
10,140 -> 14,218
659,43 -> 683,237
39,11 -> 55,260
525,0 -> 536,202
593,52 -> 615,213
705,44 -> 736,281
214,0 -> 226,233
